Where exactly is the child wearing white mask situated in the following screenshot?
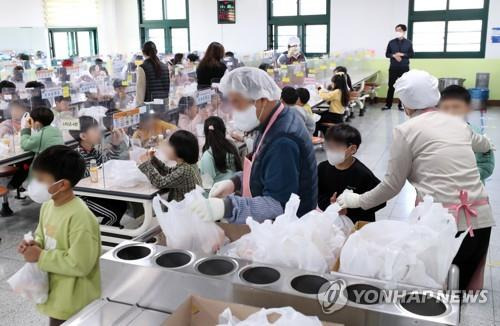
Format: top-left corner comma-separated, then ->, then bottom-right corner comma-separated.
318,124 -> 385,222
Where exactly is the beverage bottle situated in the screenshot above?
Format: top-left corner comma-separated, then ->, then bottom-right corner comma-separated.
90,159 -> 99,183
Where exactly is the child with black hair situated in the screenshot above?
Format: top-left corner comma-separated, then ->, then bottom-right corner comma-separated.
200,116 -> 242,184
112,79 -> 133,110
25,80 -> 51,109
333,66 -> 353,91
439,85 -> 495,183
281,86 -> 316,135
138,129 -> 202,202
70,116 -> 128,226
318,124 -> 385,223
316,73 -> 350,136
19,145 -> 100,326
52,96 -> 72,129
177,96 -> 207,134
21,107 -> 64,155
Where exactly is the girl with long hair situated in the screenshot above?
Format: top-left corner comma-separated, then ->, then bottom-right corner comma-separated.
196,42 -> 227,90
200,116 -> 242,184
316,72 -> 350,136
136,41 -> 170,105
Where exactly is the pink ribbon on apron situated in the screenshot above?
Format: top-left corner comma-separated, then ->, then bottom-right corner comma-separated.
417,190 -> 489,237
443,190 -> 489,237
242,104 -> 285,197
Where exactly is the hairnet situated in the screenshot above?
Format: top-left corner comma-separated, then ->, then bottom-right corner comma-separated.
219,67 -> 282,101
288,36 -> 300,46
394,70 -> 441,110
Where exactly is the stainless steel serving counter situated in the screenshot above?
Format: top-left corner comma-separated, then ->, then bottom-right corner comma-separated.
64,236 -> 461,326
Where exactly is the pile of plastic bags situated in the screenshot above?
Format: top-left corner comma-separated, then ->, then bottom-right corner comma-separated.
219,194 -> 349,273
7,232 -> 48,304
103,160 -> 149,188
153,187 -> 225,254
339,196 -> 467,289
218,307 -> 323,326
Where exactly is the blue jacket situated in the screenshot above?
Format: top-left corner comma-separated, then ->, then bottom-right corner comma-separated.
225,105 -> 318,223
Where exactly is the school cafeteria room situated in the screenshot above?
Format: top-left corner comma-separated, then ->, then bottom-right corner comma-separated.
0,0 -> 500,325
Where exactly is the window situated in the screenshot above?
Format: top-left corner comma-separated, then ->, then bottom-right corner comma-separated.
268,0 -> 330,56
138,0 -> 190,54
48,28 -> 98,59
408,0 -> 489,58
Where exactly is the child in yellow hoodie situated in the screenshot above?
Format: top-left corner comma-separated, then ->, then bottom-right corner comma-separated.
18,145 -> 101,326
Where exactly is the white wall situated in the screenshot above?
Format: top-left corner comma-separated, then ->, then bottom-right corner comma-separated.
188,0 -> 267,54
0,0 -> 45,27
112,0 -> 141,54
330,0 -> 409,58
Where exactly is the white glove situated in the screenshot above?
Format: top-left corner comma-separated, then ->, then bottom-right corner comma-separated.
209,180 -> 235,198
190,197 -> 225,222
337,189 -> 361,209
20,112 -> 30,129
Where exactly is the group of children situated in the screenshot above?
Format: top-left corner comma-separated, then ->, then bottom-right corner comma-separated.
8,67 -> 495,325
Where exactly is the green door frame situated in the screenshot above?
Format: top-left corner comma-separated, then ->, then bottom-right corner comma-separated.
138,0 -> 190,53
407,0 -> 489,58
48,28 -> 98,58
267,0 -> 331,57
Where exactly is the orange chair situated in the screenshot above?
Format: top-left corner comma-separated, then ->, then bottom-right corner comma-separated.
0,166 -> 18,216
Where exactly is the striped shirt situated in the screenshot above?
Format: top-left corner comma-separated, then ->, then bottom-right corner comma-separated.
75,143 -> 125,177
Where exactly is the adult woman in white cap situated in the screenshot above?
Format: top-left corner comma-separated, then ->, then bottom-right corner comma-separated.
337,70 -> 494,290
190,67 -> 317,224
277,36 -> 306,65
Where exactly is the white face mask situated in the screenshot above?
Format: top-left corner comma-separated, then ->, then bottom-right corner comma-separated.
233,104 -> 261,132
396,31 -> 405,38
27,179 -> 62,204
326,149 -> 346,166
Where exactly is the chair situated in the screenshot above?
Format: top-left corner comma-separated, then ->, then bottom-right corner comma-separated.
364,81 -> 381,104
0,166 -> 17,216
349,80 -> 371,117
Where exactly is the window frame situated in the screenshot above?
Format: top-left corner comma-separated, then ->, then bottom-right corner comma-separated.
267,0 -> 331,57
48,28 -> 98,59
407,0 -> 489,58
138,0 -> 190,54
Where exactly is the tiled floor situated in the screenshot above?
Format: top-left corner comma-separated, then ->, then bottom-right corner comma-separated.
0,104 -> 499,325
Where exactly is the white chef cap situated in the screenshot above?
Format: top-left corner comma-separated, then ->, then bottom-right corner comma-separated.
288,36 -> 300,47
219,67 -> 282,101
394,70 -> 441,110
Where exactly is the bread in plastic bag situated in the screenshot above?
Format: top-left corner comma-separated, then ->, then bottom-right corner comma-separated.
218,306 -> 323,326
103,160 -> 149,188
153,187 -> 225,254
218,194 -> 346,273
339,196 -> 467,289
7,232 -> 48,304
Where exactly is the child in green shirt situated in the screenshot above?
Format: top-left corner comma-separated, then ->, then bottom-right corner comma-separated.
439,85 -> 495,183
18,145 -> 101,325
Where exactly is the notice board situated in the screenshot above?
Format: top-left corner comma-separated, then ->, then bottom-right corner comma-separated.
218,0 -> 236,24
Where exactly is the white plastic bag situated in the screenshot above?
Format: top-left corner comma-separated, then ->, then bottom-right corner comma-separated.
339,196 -> 467,288
129,146 -> 148,163
218,194 -> 346,273
153,187 -> 225,254
7,232 -> 48,304
103,160 -> 149,188
218,307 -> 322,326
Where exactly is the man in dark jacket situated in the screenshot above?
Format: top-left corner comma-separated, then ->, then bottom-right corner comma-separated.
382,24 -> 414,111
190,67 -> 318,223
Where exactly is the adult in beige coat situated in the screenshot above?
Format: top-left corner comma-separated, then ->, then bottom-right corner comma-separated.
338,70 -> 494,290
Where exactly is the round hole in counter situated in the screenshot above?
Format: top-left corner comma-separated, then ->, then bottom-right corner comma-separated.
400,294 -> 447,317
116,245 -> 151,260
291,275 -> 329,295
241,266 -> 280,285
197,258 -> 237,276
345,284 -> 382,305
156,251 -> 192,268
